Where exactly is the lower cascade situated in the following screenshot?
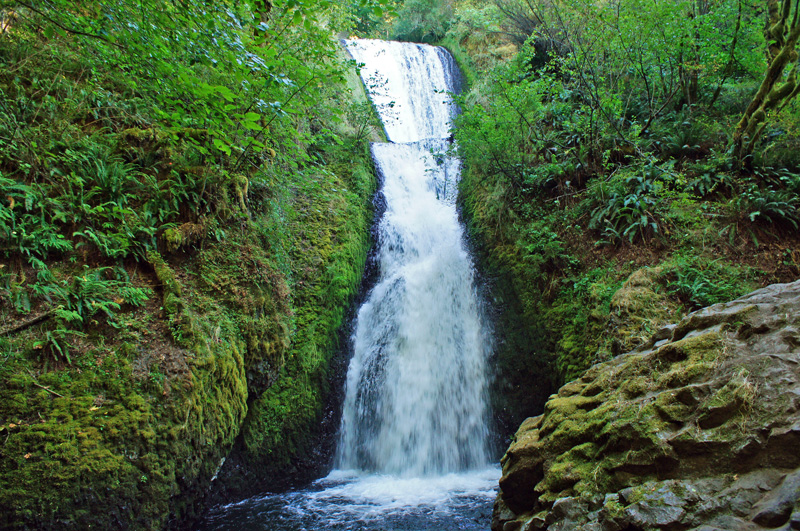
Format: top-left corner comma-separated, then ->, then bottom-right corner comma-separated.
200,38 -> 497,530
336,139 -> 490,477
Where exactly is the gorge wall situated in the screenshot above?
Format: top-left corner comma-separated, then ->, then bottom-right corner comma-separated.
0,36 -> 379,530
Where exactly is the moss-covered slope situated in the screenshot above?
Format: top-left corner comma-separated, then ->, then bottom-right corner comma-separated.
0,4 -> 380,528
445,0 -> 800,438
0,146 -> 376,530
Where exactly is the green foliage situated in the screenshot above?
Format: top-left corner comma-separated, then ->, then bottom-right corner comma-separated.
392,0 -> 454,43
589,176 -> 660,244
450,0 -> 800,450
519,222 -> 578,285
242,140 -> 375,471
731,175 -> 800,230
57,266 -> 150,328
0,0 -> 384,527
731,0 -> 800,163
585,160 -> 680,244
346,101 -> 384,150
663,255 -> 755,310
653,117 -> 718,159
685,163 -> 735,199
31,328 -> 85,364
455,64 -> 584,195
454,0 -> 799,430
440,1 -> 513,83
0,175 -> 73,259
455,0 -> 799,190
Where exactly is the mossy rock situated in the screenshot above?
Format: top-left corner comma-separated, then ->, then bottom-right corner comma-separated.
495,280 -> 800,531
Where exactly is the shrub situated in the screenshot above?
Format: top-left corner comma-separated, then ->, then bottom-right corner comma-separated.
663,255 -> 755,310
588,174 -> 660,244
730,178 -> 800,230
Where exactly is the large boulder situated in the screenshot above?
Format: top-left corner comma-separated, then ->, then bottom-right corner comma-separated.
494,280 -> 800,531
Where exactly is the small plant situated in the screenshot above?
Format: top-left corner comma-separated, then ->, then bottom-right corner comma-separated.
664,256 -> 752,310
686,172 -> 734,198
47,266 -> 151,329
731,182 -> 799,230
346,101 -> 382,150
32,328 -> 86,365
520,224 -> 578,285
657,119 -> 712,159
589,175 -> 660,244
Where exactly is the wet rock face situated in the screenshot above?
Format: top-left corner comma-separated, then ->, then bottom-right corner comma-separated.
494,280 -> 800,531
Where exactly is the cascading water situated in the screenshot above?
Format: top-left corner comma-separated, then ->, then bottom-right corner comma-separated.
199,39 -> 498,531
337,39 -> 490,477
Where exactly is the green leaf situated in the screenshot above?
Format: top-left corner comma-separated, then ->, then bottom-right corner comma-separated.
213,138 -> 232,156
216,86 -> 236,102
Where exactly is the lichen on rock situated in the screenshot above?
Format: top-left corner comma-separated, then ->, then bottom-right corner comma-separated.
494,280 -> 800,531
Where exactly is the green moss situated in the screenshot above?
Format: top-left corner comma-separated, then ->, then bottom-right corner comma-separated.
537,442 -> 605,499
652,333 -> 723,389
237,148 -> 376,472
0,5 -> 381,528
510,326 -> 735,506
0,309 -> 252,527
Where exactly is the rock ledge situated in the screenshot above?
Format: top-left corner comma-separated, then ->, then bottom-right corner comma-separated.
494,280 -> 800,531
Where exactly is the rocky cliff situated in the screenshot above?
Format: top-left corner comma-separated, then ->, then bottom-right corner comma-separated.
494,279 -> 800,531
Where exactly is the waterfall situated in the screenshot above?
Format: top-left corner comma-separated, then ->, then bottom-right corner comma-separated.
337,39 -> 490,476
198,39 -> 498,531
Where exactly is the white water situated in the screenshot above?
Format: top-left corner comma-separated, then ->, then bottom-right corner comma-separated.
343,39 -> 459,143
337,39 -> 491,477
200,39 -> 497,530
200,468 -> 498,530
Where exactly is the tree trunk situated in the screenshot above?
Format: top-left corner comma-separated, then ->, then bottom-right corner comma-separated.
732,0 -> 800,167
254,0 -> 272,41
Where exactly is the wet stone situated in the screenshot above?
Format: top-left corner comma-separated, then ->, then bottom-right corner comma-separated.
625,502 -> 685,528
492,280 -> 800,531
752,469 -> 800,527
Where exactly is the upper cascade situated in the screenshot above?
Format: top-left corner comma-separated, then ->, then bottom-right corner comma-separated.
344,38 -> 461,143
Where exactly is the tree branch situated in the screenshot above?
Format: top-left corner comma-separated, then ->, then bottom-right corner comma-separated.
0,310 -> 55,336
14,1 -> 124,48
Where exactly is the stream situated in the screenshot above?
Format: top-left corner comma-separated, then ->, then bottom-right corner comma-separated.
199,38 -> 498,531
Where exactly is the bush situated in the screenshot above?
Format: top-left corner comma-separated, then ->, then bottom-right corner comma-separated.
730,174 -> 800,230
392,0 -> 454,42
519,224 -> 578,285
663,255 -> 754,310
588,171 -> 662,244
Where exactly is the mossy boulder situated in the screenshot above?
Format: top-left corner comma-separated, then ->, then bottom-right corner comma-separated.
494,279 -> 800,531
606,266 -> 681,356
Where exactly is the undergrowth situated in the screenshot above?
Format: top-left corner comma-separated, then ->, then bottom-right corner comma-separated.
0,2 -> 380,528
451,29 -> 800,435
